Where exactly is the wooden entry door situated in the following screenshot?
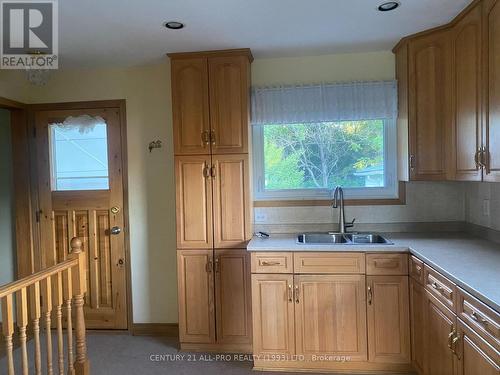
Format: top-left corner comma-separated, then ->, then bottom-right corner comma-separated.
34,106 -> 127,329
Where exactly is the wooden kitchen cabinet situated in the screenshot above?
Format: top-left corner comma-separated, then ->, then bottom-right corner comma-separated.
171,58 -> 211,155
451,4 -> 483,181
294,274 -> 368,361
175,156 -> 213,249
424,291 -> 458,375
208,56 -> 250,154
212,154 -> 251,248
407,29 -> 452,180
214,250 -> 252,345
177,250 -> 215,344
410,278 -> 426,374
484,0 -> 500,181
367,275 -> 410,364
456,319 -> 500,375
251,274 -> 295,356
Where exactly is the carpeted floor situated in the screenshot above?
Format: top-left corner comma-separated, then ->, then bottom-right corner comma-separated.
1,332 -> 414,375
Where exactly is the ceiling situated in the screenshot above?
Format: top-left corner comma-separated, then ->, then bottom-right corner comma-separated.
58,0 -> 473,68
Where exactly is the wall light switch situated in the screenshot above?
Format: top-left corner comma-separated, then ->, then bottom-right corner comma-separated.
483,199 -> 490,217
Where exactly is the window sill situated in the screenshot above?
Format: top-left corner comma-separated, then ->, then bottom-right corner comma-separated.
253,182 -> 406,207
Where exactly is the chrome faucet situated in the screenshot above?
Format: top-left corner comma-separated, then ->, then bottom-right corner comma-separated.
332,186 -> 355,233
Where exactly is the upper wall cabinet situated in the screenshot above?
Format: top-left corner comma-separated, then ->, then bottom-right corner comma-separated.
395,0 -> 500,182
407,29 -> 452,181
451,4 -> 483,181
170,50 -> 252,156
171,58 -> 211,155
484,0 -> 500,182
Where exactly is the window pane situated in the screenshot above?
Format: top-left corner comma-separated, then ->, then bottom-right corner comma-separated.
49,122 -> 109,191
263,120 -> 384,190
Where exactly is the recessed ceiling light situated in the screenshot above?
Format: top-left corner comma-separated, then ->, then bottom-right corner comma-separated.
164,21 -> 184,30
378,1 -> 400,11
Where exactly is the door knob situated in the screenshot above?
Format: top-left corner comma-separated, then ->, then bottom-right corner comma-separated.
110,226 -> 121,235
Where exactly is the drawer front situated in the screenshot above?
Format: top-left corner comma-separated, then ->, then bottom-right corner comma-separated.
251,252 -> 293,273
293,253 -> 365,274
409,255 -> 424,283
366,253 -> 408,275
458,289 -> 500,350
424,265 -> 457,311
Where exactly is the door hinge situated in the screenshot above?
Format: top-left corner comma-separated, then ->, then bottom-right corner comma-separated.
35,209 -> 41,223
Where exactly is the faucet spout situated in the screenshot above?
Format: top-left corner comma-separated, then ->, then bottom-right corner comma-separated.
332,186 -> 355,234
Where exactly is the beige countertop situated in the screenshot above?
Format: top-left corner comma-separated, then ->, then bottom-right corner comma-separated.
247,232 -> 500,313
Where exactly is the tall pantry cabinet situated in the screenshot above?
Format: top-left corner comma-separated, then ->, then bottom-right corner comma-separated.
169,49 -> 253,352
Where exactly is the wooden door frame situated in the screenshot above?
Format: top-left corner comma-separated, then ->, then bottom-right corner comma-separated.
8,98 -> 133,330
0,96 -> 37,280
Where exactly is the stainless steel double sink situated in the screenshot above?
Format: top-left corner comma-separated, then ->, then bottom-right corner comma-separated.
297,232 -> 392,245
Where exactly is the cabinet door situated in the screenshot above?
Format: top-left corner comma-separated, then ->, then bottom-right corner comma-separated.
424,291 -> 458,375
484,0 -> 500,181
451,5 -> 483,181
294,274 -> 367,361
208,56 -> 249,154
212,154 -> 251,248
410,278 -> 426,374
251,274 -> 295,356
456,320 -> 500,375
175,156 -> 213,249
408,29 -> 452,180
215,250 -> 252,345
177,250 -> 215,343
171,58 -> 211,155
367,276 -> 411,364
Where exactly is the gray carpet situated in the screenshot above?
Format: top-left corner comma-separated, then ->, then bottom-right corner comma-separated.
1,332 -> 414,374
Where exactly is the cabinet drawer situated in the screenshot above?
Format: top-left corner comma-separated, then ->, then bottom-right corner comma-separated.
251,252 -> 293,273
424,265 -> 457,311
409,255 -> 424,283
458,289 -> 500,350
366,253 -> 408,275
293,253 -> 365,274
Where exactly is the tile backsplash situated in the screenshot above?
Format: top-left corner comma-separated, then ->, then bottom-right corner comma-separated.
465,182 -> 500,231
254,181 -> 466,233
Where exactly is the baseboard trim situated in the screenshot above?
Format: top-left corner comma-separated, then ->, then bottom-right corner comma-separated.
131,323 -> 179,337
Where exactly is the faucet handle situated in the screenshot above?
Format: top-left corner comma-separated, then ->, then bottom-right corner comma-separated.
345,218 -> 356,228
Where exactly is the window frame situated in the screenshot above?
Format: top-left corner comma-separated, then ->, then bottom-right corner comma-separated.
252,118 -> 399,202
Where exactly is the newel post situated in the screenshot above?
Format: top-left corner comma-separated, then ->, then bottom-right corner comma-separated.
70,237 -> 90,375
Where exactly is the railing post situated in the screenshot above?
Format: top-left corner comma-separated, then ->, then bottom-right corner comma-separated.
69,237 -> 89,375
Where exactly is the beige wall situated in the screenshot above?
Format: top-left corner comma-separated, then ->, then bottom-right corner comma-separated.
0,50 -> 468,324
0,62 -> 177,323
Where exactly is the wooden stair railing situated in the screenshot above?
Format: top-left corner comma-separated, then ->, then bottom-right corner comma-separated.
0,237 -> 89,375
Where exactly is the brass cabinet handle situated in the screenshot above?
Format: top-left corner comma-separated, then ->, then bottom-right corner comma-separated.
474,149 -> 481,168
261,261 -> 281,266
431,281 -> 444,292
367,286 -> 373,305
205,259 -> 213,273
201,130 -> 210,146
452,333 -> 461,358
480,146 -> 488,170
294,285 -> 300,304
471,311 -> 488,325
409,154 -> 416,171
210,165 -> 216,178
202,163 -> 210,178
447,330 -> 455,349
215,257 -> 220,273
210,129 -> 216,145
288,285 -> 293,302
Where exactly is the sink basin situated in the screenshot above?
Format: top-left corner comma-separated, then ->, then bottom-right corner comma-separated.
297,233 -> 350,244
297,232 -> 392,245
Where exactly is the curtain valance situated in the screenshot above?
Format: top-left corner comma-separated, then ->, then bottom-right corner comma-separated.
251,80 -> 397,125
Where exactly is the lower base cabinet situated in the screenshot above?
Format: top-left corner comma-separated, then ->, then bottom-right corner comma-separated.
367,275 -> 410,364
177,249 -> 252,350
424,290 -> 458,374
457,320 -> 500,375
295,274 -> 368,361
